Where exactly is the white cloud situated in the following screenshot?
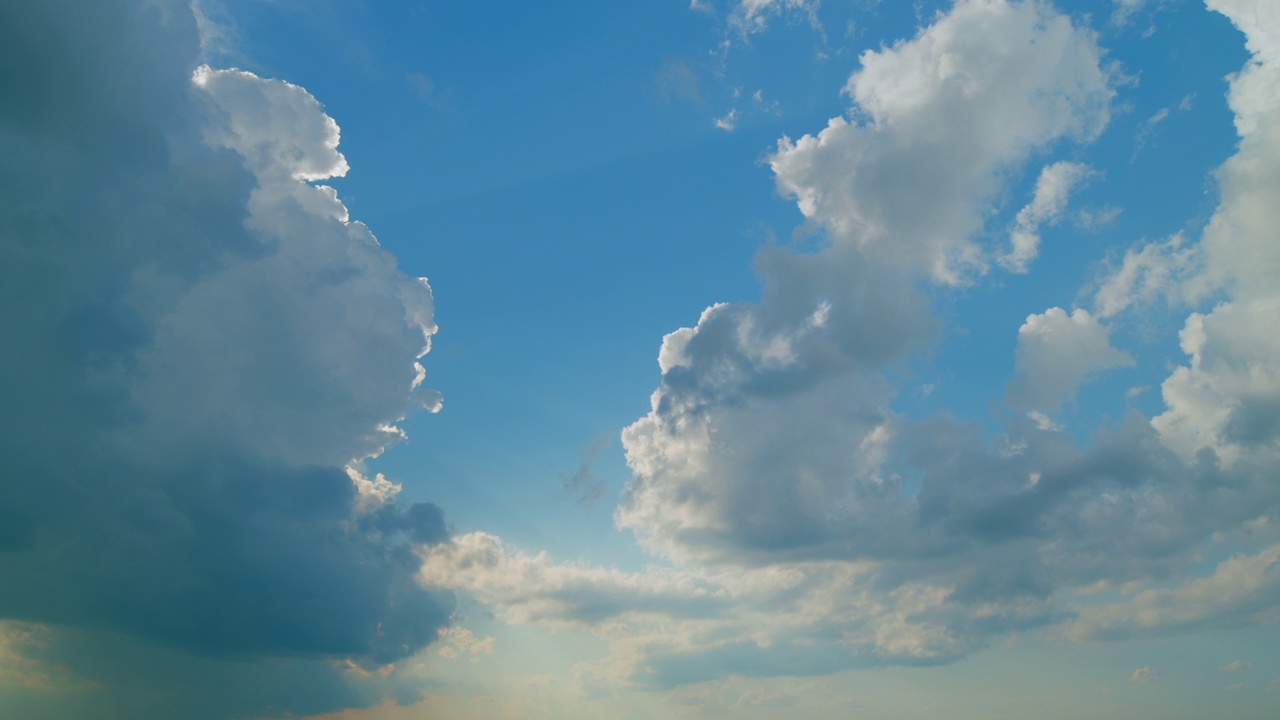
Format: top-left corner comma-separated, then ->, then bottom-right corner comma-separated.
1066,544 -> 1280,640
1148,0 -> 1280,466
416,0 -> 1280,698
1000,161 -> 1093,273
1221,660 -> 1252,672
621,0 -> 1115,567
410,0 -> 1280,700
114,66 -> 439,470
730,0 -> 819,37
418,532 -> 733,628
1007,307 -> 1134,413
1134,106 -> 1170,154
411,2 -> 1156,688
419,532 -> 1049,688
713,108 -> 739,131
1130,665 -> 1157,685
1153,298 -> 1280,465
773,0 -> 1111,285
1199,0 -> 1280,301
192,66 -> 349,182
1092,233 -> 1200,318
436,626 -> 496,661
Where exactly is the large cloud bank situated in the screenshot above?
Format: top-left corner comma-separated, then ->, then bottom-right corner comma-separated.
422,0 -> 1280,691
0,1 -> 451,717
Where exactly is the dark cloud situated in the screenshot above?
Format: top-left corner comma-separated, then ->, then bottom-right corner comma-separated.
0,1 -> 453,716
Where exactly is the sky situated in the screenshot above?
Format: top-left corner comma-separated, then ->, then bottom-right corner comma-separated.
2,0 -> 1279,718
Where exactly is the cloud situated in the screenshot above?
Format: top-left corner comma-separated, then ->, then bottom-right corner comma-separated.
1130,665 -> 1157,685
620,0 -> 1115,568
713,107 -> 740,131
999,161 -> 1093,273
729,0 -> 820,37
422,0 -> 1280,694
419,532 -> 1055,689
1134,106 -> 1170,154
0,1 -> 452,716
1092,233 -> 1200,318
1220,660 -> 1252,672
0,623 -> 86,693
1152,300 -> 1280,465
562,433 -> 613,506
415,1 -> 1214,689
1065,544 -> 1280,641
1007,307 -> 1134,413
418,532 -> 731,628
654,60 -> 704,106
773,0 -> 1111,286
435,626 -> 496,661
1138,0 -> 1280,468
407,72 -> 451,112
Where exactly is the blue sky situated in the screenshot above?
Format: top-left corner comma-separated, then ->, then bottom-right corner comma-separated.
2,0 -> 1280,718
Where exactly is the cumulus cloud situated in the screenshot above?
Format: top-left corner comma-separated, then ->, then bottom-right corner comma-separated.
1148,0 -> 1280,467
0,1 -> 452,716
1153,300 -> 1280,464
419,0 -> 1280,693
773,1 -> 1110,286
622,0 -> 1114,566
999,161 -> 1093,273
421,0 -> 1189,688
1007,307 -> 1134,413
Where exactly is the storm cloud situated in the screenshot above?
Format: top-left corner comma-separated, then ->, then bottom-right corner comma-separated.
0,1 -> 453,716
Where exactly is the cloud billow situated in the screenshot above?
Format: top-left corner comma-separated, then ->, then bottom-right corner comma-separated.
0,0 -> 452,714
421,0 -> 1280,691
620,0 -> 1116,567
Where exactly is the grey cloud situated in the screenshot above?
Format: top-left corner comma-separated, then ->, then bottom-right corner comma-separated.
2,624 -> 374,720
1005,307 -> 1134,413
1225,396 -> 1280,446
0,1 -> 453,716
